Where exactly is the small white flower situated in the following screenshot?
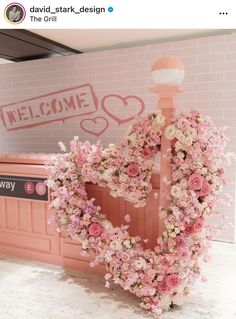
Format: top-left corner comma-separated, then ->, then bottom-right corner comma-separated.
165,124 -> 176,140
58,141 -> 66,152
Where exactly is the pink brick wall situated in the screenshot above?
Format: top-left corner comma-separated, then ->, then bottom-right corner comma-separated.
0,33 -> 235,242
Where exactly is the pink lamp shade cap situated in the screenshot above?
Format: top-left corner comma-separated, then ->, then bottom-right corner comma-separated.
151,56 -> 185,86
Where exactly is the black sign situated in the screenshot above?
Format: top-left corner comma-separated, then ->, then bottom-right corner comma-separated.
0,175 -> 48,201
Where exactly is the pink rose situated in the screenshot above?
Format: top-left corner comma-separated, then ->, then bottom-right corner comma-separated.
158,280 -> 169,293
166,274 -> 180,289
127,163 -> 140,177
184,224 -> 194,237
88,222 -> 102,237
199,181 -> 211,197
142,148 -> 153,159
76,154 -> 86,167
175,236 -> 187,249
193,218 -> 204,232
188,173 -> 204,190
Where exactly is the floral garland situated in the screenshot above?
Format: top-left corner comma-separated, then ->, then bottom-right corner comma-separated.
46,110 -> 231,316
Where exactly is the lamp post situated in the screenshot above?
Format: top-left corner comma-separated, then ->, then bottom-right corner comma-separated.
150,56 -> 185,234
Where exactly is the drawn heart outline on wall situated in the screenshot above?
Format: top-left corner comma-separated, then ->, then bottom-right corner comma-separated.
101,94 -> 145,125
80,116 -> 109,137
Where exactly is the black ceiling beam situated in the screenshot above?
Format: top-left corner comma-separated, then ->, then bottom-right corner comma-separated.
0,29 -> 82,62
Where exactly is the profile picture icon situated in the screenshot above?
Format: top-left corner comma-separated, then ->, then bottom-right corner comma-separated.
4,3 -> 26,24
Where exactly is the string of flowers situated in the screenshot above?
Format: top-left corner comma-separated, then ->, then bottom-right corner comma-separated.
46,110 -> 231,316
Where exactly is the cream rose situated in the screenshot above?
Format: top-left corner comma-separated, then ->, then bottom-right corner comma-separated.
110,240 -> 122,251
155,113 -> 166,126
185,137 -> 193,146
134,257 -> 147,270
175,130 -> 185,143
170,184 -> 182,198
165,125 -> 176,140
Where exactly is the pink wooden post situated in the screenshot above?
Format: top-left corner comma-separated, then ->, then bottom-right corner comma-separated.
150,56 -> 185,234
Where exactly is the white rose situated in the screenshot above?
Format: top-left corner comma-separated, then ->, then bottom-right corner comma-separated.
186,128 -> 197,139
185,136 -> 193,146
170,184 -> 182,198
82,240 -> 89,250
155,113 -> 166,126
175,130 -> 185,143
175,227 -> 181,234
201,167 -> 208,175
123,239 -> 132,249
177,118 -> 188,129
110,240 -> 122,251
172,170 -> 181,181
128,192 -> 139,202
119,173 -> 129,183
175,141 -> 182,151
52,197 -> 61,208
128,133 -> 137,142
177,152 -> 185,159
165,125 -> 176,140
169,231 -> 177,238
102,219 -> 113,230
180,163 -> 189,171
60,217 -> 68,225
180,178 -> 188,189
134,257 -> 147,270
209,165 -> 217,173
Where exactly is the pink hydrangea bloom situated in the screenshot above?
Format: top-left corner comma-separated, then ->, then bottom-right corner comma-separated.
188,173 -> 204,190
88,222 -> 102,237
127,163 -> 140,177
199,181 -> 211,197
76,154 -> 86,167
175,236 -> 187,249
177,248 -> 189,260
166,274 -> 180,289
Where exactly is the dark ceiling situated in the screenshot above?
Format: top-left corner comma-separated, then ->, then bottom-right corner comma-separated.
0,29 -> 81,62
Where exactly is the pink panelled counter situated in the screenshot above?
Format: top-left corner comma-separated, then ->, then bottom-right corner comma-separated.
0,153 -> 160,274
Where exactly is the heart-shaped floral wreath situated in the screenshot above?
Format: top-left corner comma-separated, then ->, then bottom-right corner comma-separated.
47,110 -> 231,316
